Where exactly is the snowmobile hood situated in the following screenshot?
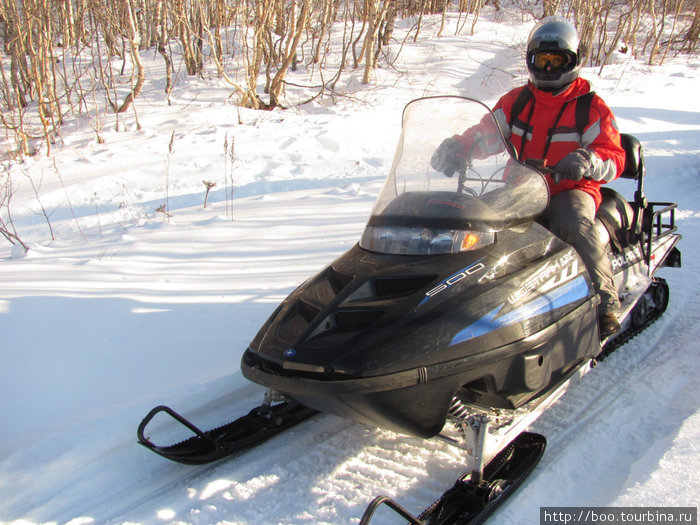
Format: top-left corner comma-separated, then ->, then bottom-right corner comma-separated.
360,96 -> 549,256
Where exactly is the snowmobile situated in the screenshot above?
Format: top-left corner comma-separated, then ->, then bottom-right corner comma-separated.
137,96 -> 681,524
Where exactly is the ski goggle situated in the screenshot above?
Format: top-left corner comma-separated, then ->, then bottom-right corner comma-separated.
531,51 -> 572,72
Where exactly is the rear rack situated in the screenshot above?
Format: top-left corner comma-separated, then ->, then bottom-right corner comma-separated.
644,201 -> 681,271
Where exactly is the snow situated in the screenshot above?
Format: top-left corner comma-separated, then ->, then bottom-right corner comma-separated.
1,9 -> 699,525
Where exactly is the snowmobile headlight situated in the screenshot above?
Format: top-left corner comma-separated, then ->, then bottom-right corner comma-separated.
360,226 -> 494,255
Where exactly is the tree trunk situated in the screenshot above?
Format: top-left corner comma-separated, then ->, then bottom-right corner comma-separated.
362,0 -> 391,84
115,0 -> 146,113
269,0 -> 310,108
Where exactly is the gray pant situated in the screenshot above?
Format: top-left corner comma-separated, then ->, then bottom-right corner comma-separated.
539,190 -> 619,314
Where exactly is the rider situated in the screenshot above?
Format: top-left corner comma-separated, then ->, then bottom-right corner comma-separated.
431,16 -> 624,338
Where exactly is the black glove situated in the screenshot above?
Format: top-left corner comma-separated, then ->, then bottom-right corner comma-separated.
553,148 -> 594,182
430,137 -> 466,177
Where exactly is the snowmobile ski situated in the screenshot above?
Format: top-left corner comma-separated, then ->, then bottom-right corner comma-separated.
137,396 -> 317,465
360,431 -> 547,525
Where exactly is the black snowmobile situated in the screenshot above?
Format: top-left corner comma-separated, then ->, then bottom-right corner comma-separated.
137,96 -> 681,524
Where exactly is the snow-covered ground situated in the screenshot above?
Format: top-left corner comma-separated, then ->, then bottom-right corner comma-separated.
1,9 -> 699,525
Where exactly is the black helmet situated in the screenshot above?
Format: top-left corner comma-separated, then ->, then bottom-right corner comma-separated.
526,16 -> 581,92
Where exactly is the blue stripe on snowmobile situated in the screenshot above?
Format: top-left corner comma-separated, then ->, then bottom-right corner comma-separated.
450,275 -> 590,345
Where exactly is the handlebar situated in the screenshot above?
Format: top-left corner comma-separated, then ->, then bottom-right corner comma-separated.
524,159 -> 564,183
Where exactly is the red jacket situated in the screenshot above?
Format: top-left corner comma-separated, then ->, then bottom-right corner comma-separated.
491,78 -> 625,209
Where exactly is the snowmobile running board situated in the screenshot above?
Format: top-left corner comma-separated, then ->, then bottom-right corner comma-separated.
137,395 -> 317,465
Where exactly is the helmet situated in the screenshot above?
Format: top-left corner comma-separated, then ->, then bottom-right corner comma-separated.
526,16 -> 581,92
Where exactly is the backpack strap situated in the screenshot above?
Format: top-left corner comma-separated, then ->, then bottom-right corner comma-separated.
508,86 -> 533,129
575,91 -> 595,139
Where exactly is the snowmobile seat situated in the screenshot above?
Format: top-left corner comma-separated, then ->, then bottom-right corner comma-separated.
595,188 -> 635,251
594,134 -> 645,251
618,133 -> 644,180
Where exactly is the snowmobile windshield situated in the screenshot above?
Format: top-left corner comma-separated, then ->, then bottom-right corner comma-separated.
360,96 -> 549,255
